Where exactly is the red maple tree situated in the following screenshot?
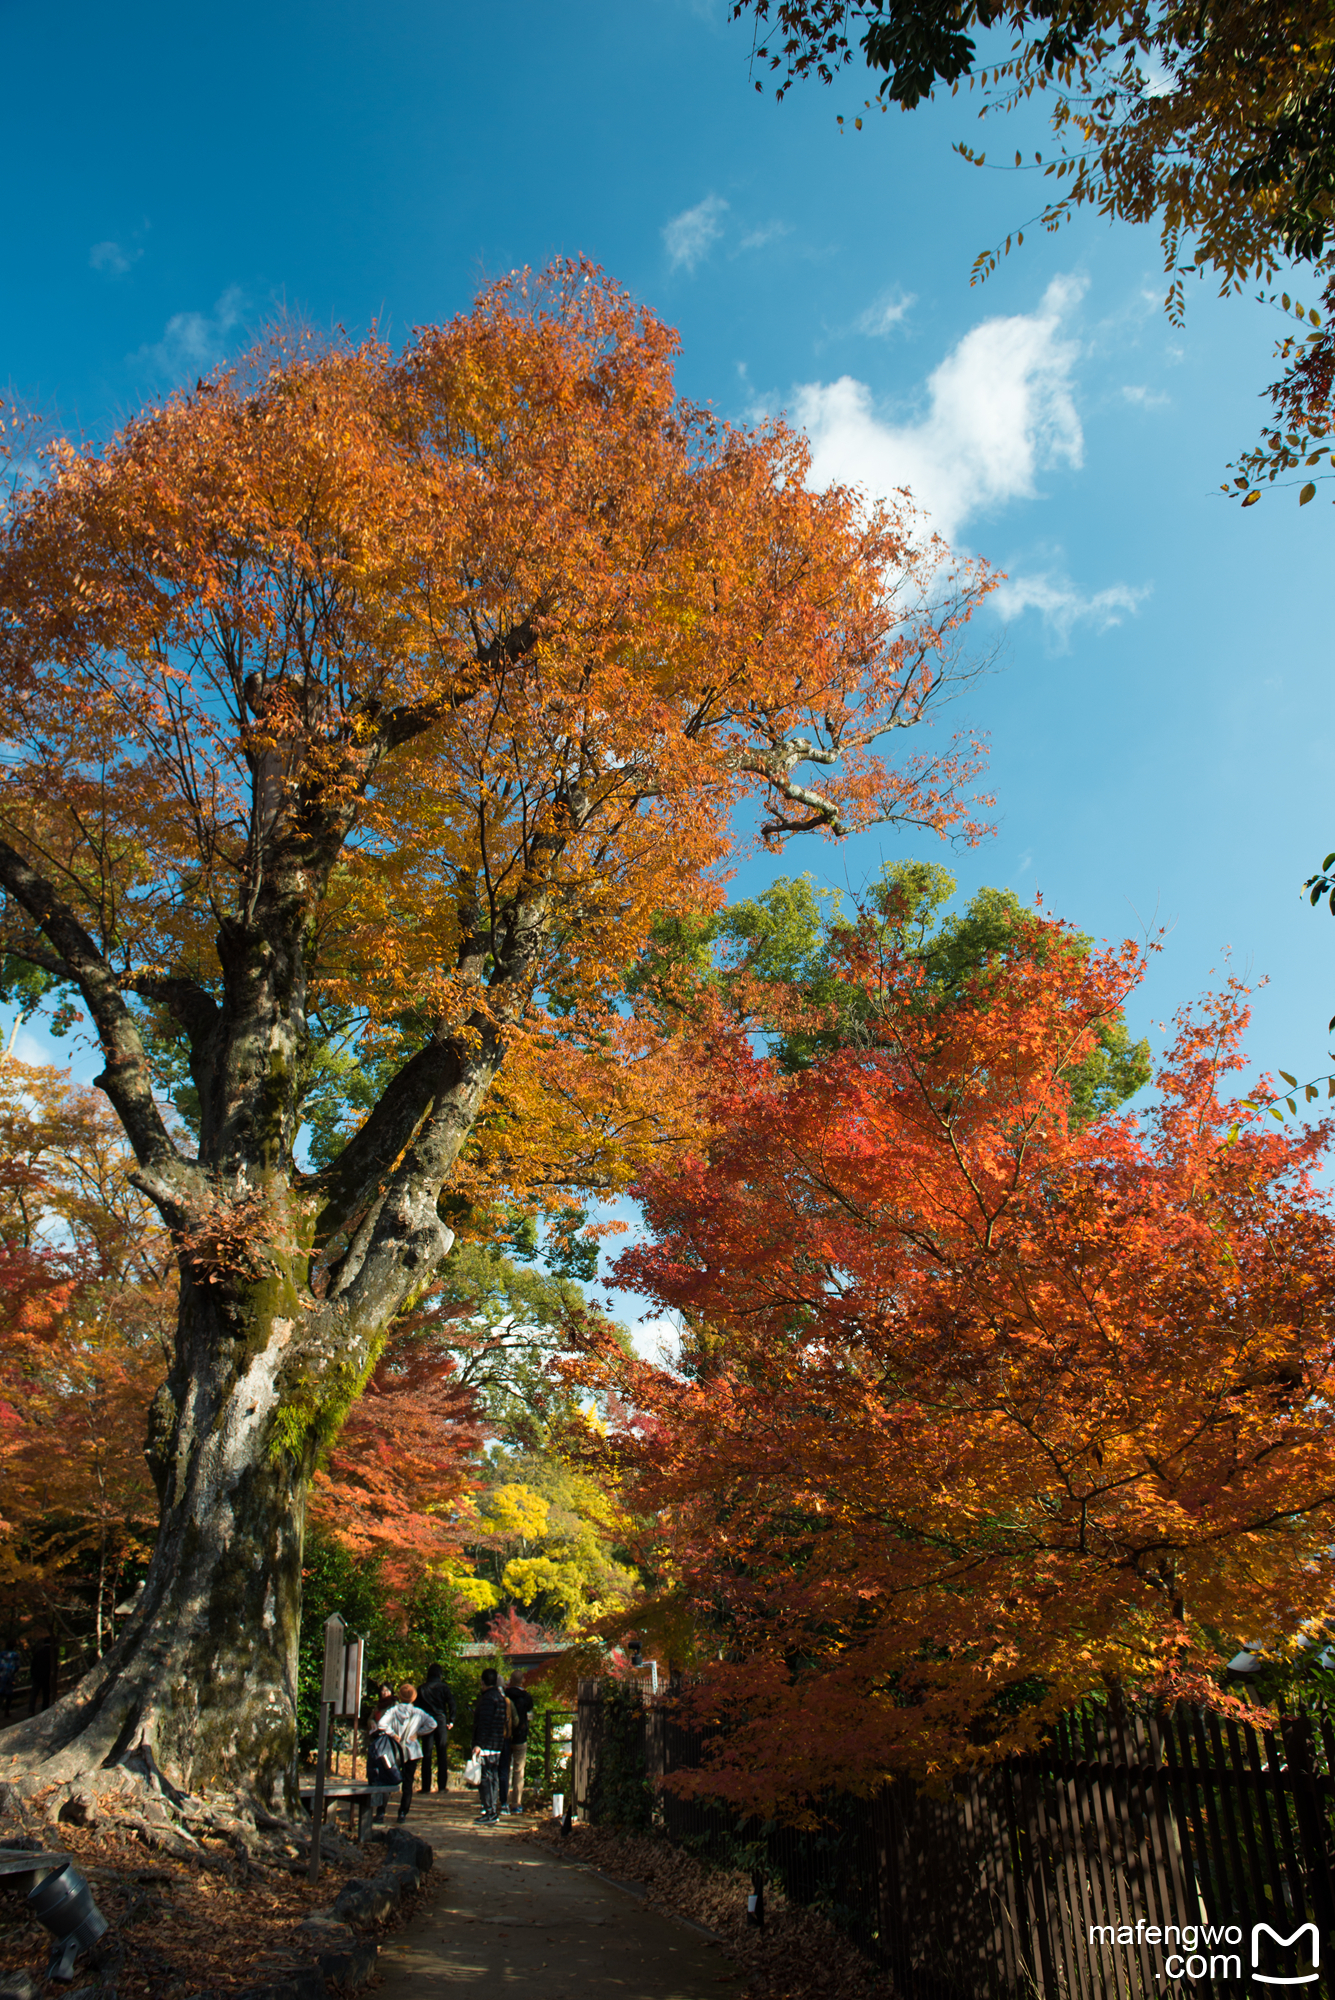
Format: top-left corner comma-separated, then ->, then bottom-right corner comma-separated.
307,1339 -> 485,1609
485,1604 -> 560,1651
600,909 -> 1335,1808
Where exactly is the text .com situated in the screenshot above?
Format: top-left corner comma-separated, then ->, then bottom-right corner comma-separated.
1089,1919 -> 1320,1985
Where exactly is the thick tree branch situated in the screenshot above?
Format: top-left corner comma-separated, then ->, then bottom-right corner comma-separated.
330,1027 -> 503,1330
0,929 -> 73,983
307,1028 -> 469,1248
369,615 -> 542,754
0,838 -> 199,1220
124,974 -> 221,1052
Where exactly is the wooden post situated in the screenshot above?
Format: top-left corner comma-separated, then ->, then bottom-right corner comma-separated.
308,1613 -> 345,1883
308,1698 -> 331,1883
545,1710 -> 553,1797
340,1634 -> 364,1783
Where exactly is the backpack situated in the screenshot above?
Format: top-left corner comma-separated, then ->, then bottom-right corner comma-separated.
369,1729 -> 403,1779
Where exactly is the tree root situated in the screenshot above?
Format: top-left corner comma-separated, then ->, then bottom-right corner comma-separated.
0,1755 -> 352,1882
0,1752 -> 389,2000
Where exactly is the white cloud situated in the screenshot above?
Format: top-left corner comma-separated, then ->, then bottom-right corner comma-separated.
663,194 -> 729,273
90,240 -> 137,276
854,289 -> 916,336
739,220 -> 790,252
1,1021 -> 58,1071
629,1315 -> 682,1365
992,570 -> 1151,647
1121,383 -> 1170,409
793,275 -> 1087,544
134,285 -> 246,380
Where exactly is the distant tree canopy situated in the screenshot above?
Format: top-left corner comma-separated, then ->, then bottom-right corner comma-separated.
631,859 -> 1151,1121
409,1242 -> 619,1449
463,1449 -> 637,1636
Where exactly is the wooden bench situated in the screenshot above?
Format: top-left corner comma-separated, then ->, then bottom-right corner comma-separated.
298,1783 -> 381,1843
0,1845 -> 71,1893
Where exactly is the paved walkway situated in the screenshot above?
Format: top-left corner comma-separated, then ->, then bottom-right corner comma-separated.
374,1790 -> 741,1998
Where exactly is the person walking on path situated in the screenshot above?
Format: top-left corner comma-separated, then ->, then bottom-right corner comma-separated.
470,1667 -> 510,1825
416,1662 -> 455,1793
26,1635 -> 54,1716
0,1639 -> 22,1722
374,1682 -> 437,1823
502,1671 -> 534,1815
366,1684 -> 399,1824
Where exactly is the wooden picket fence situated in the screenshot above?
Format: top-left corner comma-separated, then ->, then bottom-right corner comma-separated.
573,1681 -> 1335,1998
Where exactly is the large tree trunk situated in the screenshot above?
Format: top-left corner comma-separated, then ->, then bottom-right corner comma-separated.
0,1029 -> 492,1810
1,1273 -> 331,1804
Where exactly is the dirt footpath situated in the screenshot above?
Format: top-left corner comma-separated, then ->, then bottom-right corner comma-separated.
375,1790 -> 741,1999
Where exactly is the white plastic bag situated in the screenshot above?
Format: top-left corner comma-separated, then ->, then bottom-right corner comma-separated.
463,1750 -> 483,1788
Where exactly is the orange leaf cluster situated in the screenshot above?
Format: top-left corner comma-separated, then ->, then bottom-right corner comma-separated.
0,1052 -> 169,1637
307,1341 -> 484,1606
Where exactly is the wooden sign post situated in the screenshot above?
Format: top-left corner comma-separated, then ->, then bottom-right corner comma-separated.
339,1634 -> 365,1780
307,1613 -> 346,1883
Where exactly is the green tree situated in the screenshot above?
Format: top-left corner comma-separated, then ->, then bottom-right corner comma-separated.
633,861 -> 1150,1122
296,1524 -> 467,1752
394,1241 -> 626,1450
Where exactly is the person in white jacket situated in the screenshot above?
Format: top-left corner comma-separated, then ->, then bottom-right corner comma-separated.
373,1682 -> 437,1823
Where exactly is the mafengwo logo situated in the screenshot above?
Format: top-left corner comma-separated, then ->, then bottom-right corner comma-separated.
1252,1922 -> 1320,1986
1088,1917 -> 1321,1985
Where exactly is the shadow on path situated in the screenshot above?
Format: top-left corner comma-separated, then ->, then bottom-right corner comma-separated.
375,1789 -> 742,1998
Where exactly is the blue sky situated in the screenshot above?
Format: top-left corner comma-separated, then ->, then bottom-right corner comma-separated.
5,0 -> 1333,1333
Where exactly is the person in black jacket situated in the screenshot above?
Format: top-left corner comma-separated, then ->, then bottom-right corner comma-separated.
416,1662 -> 456,1792
27,1634 -> 54,1715
470,1668 -> 509,1825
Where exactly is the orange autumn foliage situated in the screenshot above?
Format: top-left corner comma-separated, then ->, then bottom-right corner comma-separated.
0,1051 -> 170,1647
307,1340 -> 484,1606
0,261 -> 994,1237
604,914 -> 1335,1810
